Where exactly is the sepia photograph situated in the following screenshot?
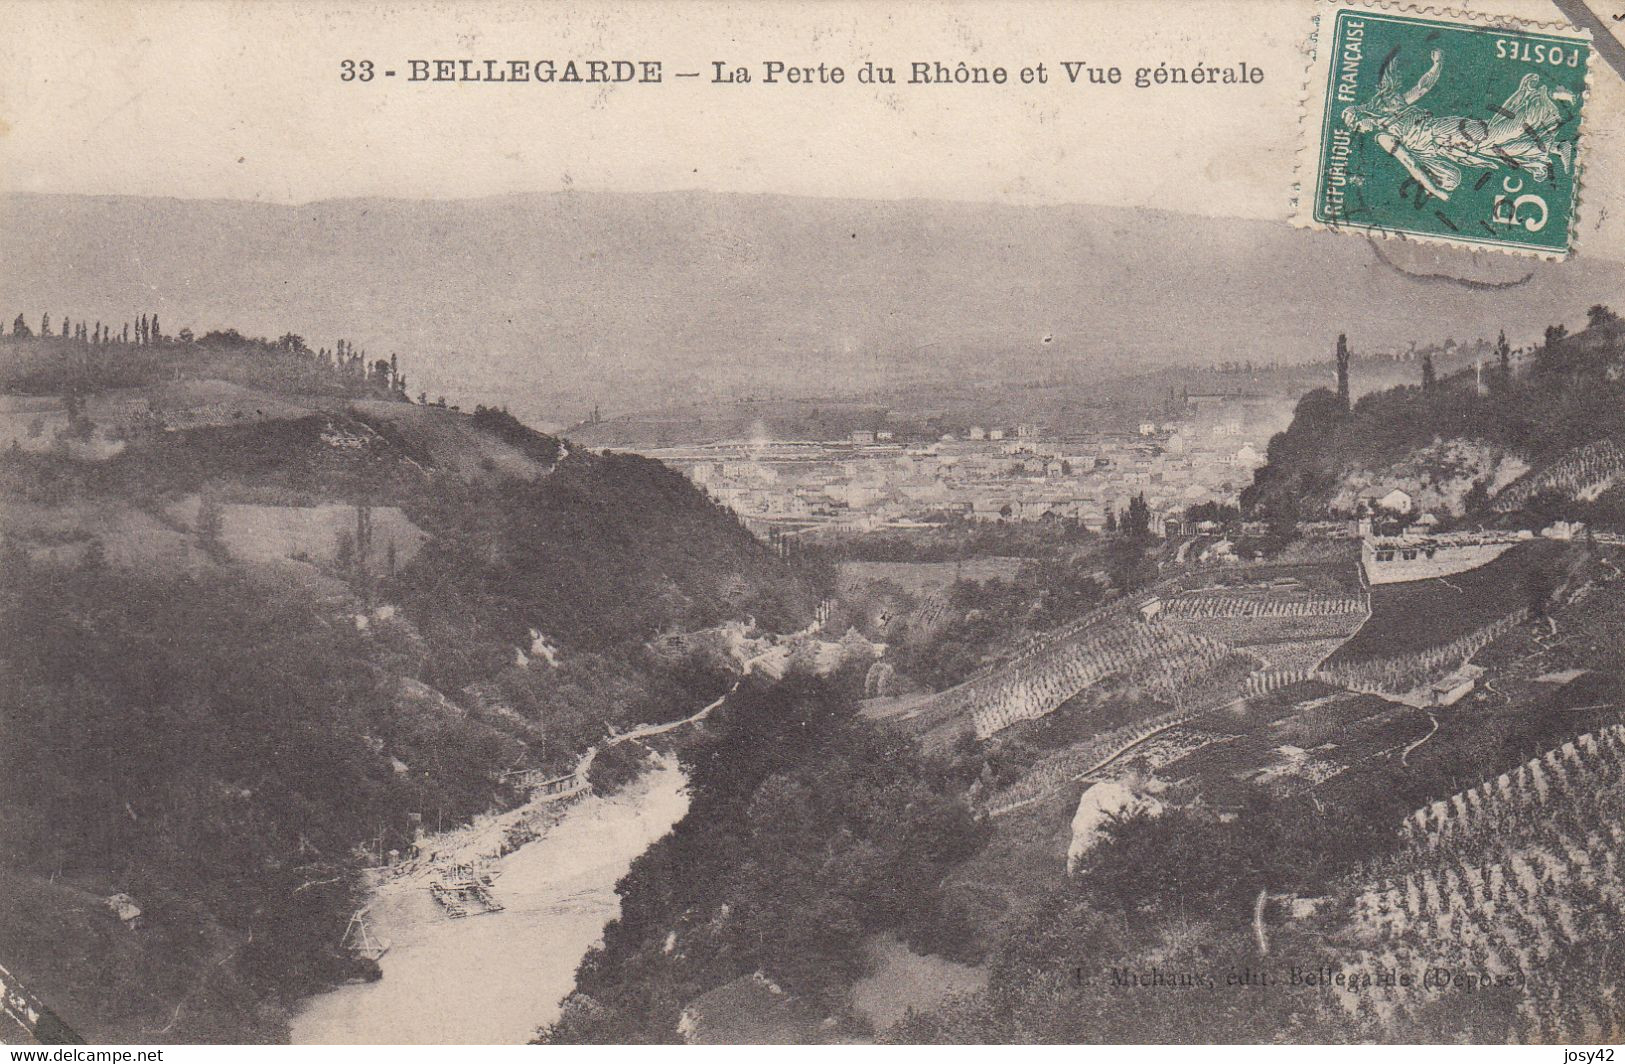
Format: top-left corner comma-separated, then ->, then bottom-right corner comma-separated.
1,0 -> 1624,1051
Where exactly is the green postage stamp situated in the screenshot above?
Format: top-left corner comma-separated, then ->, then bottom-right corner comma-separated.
1296,2 -> 1593,258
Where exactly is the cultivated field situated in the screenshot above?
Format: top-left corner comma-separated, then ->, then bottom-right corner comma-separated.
1155,588 -> 1369,674
1327,724 -> 1625,1041
1326,541 -> 1564,665
835,557 -> 1029,594
1493,437 -> 1625,511
167,496 -> 429,570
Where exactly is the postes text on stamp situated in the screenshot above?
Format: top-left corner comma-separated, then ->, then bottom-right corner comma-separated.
1297,2 -> 1592,257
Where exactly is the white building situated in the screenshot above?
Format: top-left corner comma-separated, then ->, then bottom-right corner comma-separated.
1376,488 -> 1414,514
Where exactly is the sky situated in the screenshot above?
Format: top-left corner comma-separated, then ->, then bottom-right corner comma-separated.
2,0 -> 1620,253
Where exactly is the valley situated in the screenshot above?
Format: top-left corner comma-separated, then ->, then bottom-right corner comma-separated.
0,322 -> 821,1042
528,307 -> 1625,1043
5,278 -> 1625,1047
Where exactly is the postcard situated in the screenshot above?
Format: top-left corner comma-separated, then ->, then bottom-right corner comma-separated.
1,0 -> 1622,1050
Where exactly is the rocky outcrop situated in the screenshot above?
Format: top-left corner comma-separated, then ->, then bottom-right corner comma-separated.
1066,775 -> 1165,874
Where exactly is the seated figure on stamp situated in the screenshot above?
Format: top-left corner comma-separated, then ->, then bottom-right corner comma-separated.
1341,49 -> 1577,201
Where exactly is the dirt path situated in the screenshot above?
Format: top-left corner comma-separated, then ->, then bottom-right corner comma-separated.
295,620 -> 826,1043
1400,710 -> 1440,767
367,627 -> 804,888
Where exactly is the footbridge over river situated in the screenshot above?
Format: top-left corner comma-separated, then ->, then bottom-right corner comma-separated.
361,636 -> 794,928
368,683 -> 735,907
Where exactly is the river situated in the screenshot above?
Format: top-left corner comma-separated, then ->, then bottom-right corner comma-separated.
290,755 -> 690,1045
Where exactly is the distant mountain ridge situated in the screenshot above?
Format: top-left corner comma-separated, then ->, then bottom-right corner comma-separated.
4,190 -> 1622,427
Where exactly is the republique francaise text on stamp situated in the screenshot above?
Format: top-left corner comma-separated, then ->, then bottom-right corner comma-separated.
1296,2 -> 1592,257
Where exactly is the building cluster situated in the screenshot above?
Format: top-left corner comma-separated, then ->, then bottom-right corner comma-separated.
1359,528 -> 1532,585
648,402 -> 1281,539
1346,483 -> 1597,585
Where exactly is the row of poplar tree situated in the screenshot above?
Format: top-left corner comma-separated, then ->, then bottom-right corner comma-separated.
7,311 -> 166,344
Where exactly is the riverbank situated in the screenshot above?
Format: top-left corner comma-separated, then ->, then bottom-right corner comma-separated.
539,674 -> 988,1043
291,755 -> 690,1045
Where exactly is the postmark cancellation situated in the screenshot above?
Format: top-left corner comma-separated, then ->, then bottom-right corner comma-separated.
1295,2 -> 1593,258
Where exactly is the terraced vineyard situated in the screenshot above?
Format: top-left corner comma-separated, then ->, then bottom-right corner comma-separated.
1329,541 -> 1561,665
1318,610 -> 1528,697
940,619 -> 1252,739
962,598 -> 1132,682
948,586 -> 1368,810
1493,437 -> 1625,511
1156,591 -> 1368,621
1155,590 -> 1369,678
1331,724 -> 1625,1041
906,590 -> 953,645
977,652 -> 1258,816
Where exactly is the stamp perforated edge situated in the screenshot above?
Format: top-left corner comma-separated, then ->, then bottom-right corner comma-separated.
1289,0 -> 1595,261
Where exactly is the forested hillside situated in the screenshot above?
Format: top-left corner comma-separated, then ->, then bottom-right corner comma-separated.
540,674 -> 986,1043
1242,307 -> 1625,528
0,320 -> 817,1041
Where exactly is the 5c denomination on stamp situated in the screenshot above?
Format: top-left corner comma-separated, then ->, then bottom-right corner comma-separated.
1296,2 -> 1592,258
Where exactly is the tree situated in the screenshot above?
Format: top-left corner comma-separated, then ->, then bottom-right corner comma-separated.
1104,536 -> 1156,591
1260,488 -> 1301,544
150,314 -> 161,342
1586,304 -> 1618,330
1462,478 -> 1490,516
1536,323 -> 1569,377
334,531 -> 355,573
12,314 -> 30,338
1335,333 -> 1351,409
177,327 -> 194,344
1185,501 -> 1239,526
1104,508 -> 1118,534
1523,553 -> 1560,619
1122,493 -> 1153,541
1495,330 -> 1512,392
196,497 -> 226,562
137,314 -> 148,345
1421,352 -> 1436,392
79,537 -> 108,572
41,313 -> 50,337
